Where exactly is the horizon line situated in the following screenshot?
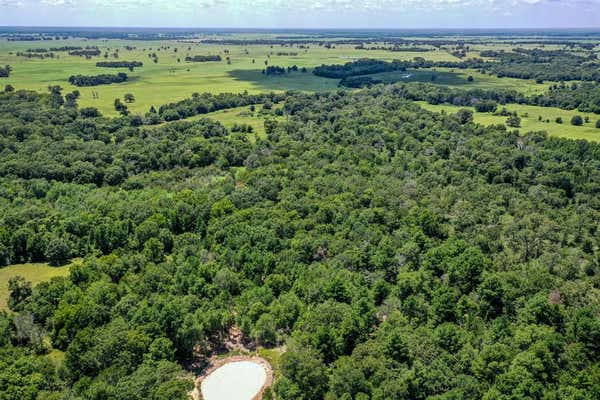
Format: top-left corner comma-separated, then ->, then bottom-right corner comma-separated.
1,25 -> 600,31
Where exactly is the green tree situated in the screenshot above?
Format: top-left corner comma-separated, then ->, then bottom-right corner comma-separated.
506,115 -> 521,128
8,276 -> 32,311
45,238 -> 71,266
570,115 -> 584,126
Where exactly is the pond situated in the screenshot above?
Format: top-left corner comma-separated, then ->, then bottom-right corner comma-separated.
200,360 -> 267,400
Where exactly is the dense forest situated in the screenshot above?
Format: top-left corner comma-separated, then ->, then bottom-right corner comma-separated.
68,73 -> 128,87
0,83 -> 599,400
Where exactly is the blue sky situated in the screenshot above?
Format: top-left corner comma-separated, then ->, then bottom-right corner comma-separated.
0,0 -> 599,28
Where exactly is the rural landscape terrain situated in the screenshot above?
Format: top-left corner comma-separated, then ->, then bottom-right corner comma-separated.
0,25 -> 599,400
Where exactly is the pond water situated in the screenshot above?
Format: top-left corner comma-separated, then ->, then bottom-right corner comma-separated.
200,361 -> 267,400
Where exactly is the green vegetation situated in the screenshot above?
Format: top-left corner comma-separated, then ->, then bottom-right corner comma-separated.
416,102 -> 600,141
0,263 -> 71,310
1,29 -> 600,400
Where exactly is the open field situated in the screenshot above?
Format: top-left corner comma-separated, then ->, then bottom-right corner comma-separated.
416,101 -> 600,141
0,262 -> 73,311
368,68 -> 549,93
0,38 -> 551,116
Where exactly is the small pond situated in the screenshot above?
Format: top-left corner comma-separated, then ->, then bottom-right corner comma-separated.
200,360 -> 267,400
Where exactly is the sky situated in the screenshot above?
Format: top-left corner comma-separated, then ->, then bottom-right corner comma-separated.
0,0 -> 599,29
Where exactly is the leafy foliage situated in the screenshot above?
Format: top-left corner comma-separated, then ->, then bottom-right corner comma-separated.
0,83 -> 599,400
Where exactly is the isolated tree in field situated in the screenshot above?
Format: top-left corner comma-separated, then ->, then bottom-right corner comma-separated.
596,120 -> 600,128
506,115 -> 521,128
556,117 -> 563,124
4,84 -> 13,92
571,115 -> 583,126
124,93 -> 135,103
467,75 -> 474,82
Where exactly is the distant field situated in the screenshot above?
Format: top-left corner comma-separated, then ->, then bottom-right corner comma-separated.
0,262 -> 72,311
367,68 -> 548,93
0,38 -> 546,116
417,101 -> 600,142
186,105 -> 283,141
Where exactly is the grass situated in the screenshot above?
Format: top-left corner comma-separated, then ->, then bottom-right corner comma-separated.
0,261 -> 74,311
0,38 -> 547,116
416,101 -> 600,142
178,104 -> 284,142
368,68 -> 548,94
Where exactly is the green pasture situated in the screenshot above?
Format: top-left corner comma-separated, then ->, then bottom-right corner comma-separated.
367,68 -> 548,93
0,261 -> 73,311
0,37 -> 546,116
171,104 -> 281,141
416,101 -> 600,142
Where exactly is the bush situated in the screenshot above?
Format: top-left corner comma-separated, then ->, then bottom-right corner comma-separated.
506,115 -> 521,128
571,115 -> 584,126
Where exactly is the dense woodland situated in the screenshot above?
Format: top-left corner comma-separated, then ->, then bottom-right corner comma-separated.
0,83 -> 599,400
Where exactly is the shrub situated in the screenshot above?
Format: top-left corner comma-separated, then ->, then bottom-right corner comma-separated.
571,115 -> 584,126
506,115 -> 521,128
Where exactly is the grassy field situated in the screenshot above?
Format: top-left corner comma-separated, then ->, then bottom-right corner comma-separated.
0,262 -> 73,311
0,37 -> 597,142
368,68 -> 548,93
416,101 -> 600,142
178,104 -> 284,142
0,37 -> 547,116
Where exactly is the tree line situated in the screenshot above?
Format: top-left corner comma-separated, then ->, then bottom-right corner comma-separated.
96,61 -> 143,69
68,72 -> 128,86
184,55 -> 222,62
315,51 -> 600,83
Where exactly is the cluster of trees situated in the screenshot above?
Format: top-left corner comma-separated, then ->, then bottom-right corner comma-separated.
96,61 -> 143,71
25,46 -> 83,52
356,44 -> 431,52
68,48 -> 101,57
0,64 -> 10,77
262,65 -> 302,75
0,84 -> 599,399
529,82 -> 600,114
313,58 -> 407,79
184,55 -> 222,62
68,72 -> 128,87
16,51 -> 56,59
317,50 -> 600,85
157,91 -> 285,122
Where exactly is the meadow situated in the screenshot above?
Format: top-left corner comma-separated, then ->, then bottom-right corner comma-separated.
0,37 -> 549,115
0,262 -> 72,310
416,101 -> 600,141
